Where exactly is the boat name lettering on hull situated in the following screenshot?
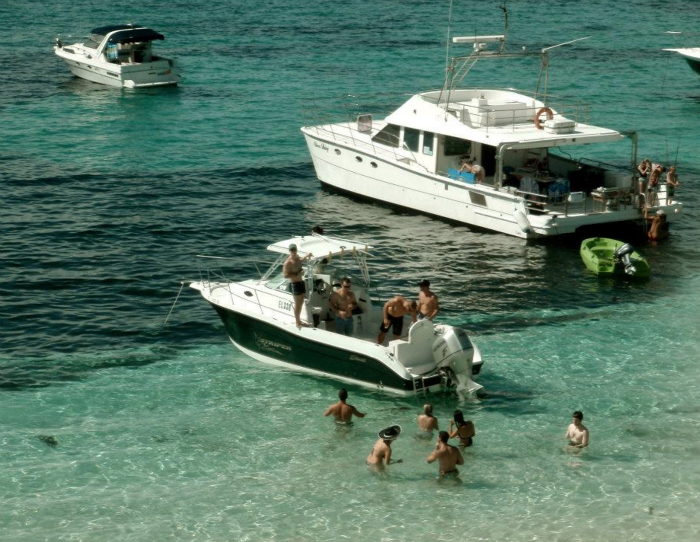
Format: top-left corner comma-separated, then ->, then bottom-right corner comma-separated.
254,332 -> 292,354
314,142 -> 329,151
278,300 -> 292,312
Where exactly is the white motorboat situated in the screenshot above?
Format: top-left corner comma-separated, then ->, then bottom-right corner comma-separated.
54,24 -> 181,88
664,47 -> 700,80
301,35 -> 683,239
189,233 -> 483,396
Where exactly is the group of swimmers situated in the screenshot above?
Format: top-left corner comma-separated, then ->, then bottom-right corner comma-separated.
324,388 -> 590,478
324,389 -> 475,477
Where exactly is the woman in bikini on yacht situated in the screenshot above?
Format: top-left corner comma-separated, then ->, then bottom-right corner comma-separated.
449,410 -> 476,447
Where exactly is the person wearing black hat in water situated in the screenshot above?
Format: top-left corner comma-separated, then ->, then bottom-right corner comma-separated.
366,425 -> 402,467
416,279 -> 439,321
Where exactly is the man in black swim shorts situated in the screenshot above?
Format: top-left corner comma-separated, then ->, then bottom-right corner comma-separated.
283,243 -> 312,327
377,295 -> 417,344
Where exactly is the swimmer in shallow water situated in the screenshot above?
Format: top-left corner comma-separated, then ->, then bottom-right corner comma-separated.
416,403 -> 439,439
449,410 -> 475,447
565,410 -> 589,449
426,431 -> 463,478
324,388 -> 366,424
366,425 -> 402,469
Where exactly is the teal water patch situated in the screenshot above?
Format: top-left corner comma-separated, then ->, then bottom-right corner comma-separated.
3,0 -> 700,540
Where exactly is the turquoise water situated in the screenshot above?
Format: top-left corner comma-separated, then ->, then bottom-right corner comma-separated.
2,0 -> 700,540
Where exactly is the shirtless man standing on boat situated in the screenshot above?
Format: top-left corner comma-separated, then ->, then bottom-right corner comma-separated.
283,243 -> 312,327
377,296 -> 417,344
417,279 -> 439,321
565,411 -> 589,449
324,388 -> 366,424
427,431 -> 464,478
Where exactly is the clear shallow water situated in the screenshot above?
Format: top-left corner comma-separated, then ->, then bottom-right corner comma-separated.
2,1 -> 700,540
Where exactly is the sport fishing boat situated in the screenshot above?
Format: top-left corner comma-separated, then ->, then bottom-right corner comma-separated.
54,24 -> 181,88
664,47 -> 700,80
189,233 -> 483,395
301,35 -> 683,239
580,237 -> 650,278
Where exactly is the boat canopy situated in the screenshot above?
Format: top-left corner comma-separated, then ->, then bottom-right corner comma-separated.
267,234 -> 373,259
90,25 -> 165,44
107,28 -> 165,44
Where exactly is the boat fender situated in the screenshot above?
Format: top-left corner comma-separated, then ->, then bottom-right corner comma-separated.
534,107 -> 554,130
514,210 -> 531,234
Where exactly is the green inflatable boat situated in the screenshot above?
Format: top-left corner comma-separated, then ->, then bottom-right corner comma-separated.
580,237 -> 650,277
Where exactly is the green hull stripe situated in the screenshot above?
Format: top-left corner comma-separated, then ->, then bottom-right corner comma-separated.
212,304 -> 440,391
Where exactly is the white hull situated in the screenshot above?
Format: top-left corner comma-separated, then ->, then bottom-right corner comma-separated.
301,130 -> 677,239
58,55 -> 180,88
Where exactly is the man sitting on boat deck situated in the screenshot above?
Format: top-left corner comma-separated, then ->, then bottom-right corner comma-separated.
329,277 -> 357,336
283,243 -> 313,327
377,296 -> 418,344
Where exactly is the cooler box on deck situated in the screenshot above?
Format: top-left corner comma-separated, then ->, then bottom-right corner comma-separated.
544,119 -> 576,134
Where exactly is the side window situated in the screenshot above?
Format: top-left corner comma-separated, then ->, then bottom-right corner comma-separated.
444,136 -> 471,156
372,124 -> 400,147
423,132 -> 434,156
404,128 -> 420,152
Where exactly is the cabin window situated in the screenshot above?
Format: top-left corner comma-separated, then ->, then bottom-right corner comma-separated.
444,136 -> 471,156
469,192 -> 487,206
404,128 -> 420,152
423,132 -> 435,156
372,124 -> 400,147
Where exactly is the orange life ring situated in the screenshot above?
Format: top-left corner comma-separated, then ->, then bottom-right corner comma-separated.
534,107 -> 554,130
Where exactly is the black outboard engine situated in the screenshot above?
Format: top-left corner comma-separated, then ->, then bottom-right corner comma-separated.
614,243 -> 637,276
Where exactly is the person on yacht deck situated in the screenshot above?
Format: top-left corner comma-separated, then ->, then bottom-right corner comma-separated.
460,160 -> 486,183
647,163 -> 665,206
377,296 -> 417,344
416,279 -> 439,321
666,166 -> 680,204
283,243 -> 312,327
329,277 -> 357,336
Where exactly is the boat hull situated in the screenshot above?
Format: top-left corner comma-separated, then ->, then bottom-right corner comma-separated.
210,302 -> 444,395
55,48 -> 180,88
301,129 -> 672,239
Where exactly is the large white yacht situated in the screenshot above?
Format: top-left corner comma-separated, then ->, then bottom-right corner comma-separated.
54,24 -> 181,88
301,36 -> 683,239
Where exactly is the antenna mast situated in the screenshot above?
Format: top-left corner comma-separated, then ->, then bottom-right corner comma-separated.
445,0 -> 454,75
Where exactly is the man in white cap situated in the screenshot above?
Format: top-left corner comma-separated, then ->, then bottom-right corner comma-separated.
283,243 -> 312,327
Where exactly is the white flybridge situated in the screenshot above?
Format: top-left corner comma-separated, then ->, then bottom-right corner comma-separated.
54,24 -> 181,88
301,34 -> 683,239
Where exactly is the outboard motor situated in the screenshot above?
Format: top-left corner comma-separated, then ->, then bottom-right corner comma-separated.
614,243 -> 637,276
432,327 -> 483,394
